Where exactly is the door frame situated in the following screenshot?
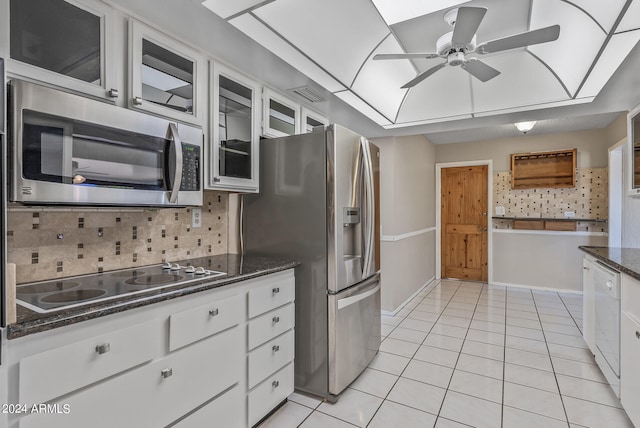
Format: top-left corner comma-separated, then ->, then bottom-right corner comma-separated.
436,160 -> 493,283
608,137 -> 626,247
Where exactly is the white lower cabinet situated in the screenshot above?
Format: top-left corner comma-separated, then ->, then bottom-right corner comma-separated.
8,269 -> 295,428
621,273 -> 640,427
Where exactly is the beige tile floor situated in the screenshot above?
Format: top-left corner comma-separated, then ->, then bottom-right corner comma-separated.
257,279 -> 633,428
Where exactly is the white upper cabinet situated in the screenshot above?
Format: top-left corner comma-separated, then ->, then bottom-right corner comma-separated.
628,103 -> 640,197
129,20 -> 206,125
301,106 -> 328,133
209,62 -> 260,192
262,88 -> 301,138
5,0 -> 118,101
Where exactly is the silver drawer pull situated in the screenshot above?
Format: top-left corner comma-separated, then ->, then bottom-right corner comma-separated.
636,331 -> 640,339
272,380 -> 279,388
272,316 -> 280,324
272,287 -> 280,294
133,96 -> 143,105
272,345 -> 280,353
161,368 -> 173,379
209,308 -> 219,317
95,343 -> 111,355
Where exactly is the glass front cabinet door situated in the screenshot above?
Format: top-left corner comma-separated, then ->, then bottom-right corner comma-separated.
7,0 -> 118,100
262,88 -> 301,138
301,107 -> 329,133
129,20 -> 206,125
209,62 -> 260,192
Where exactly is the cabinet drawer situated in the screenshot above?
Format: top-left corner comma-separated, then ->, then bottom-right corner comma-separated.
622,274 -> 640,318
172,385 -> 244,428
248,329 -> 294,389
20,326 -> 243,428
170,293 -> 243,351
248,275 -> 294,318
621,312 -> 640,427
19,320 -> 162,405
248,363 -> 294,427
248,303 -> 294,350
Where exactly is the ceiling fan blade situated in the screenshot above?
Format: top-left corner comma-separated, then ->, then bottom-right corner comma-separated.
373,53 -> 440,60
476,25 -> 561,54
401,63 -> 447,88
452,7 -> 487,45
462,59 -> 500,82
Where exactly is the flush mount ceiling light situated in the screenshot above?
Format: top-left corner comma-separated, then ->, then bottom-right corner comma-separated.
515,121 -> 537,133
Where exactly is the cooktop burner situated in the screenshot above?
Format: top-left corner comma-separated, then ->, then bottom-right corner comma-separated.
16,261 -> 227,313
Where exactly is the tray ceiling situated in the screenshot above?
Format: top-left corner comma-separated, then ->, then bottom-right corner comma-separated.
202,0 -> 640,130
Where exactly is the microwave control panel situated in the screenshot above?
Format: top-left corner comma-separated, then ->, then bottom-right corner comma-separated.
181,143 -> 200,191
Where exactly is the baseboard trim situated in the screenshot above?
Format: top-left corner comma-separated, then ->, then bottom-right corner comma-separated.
490,281 -> 583,295
381,276 -> 437,316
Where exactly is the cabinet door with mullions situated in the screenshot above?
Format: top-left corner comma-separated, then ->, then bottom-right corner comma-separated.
129,19 -> 206,125
6,0 -> 118,100
209,62 -> 259,192
262,88 -> 301,138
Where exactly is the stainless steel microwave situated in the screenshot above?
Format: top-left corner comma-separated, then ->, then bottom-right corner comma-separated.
9,80 -> 202,206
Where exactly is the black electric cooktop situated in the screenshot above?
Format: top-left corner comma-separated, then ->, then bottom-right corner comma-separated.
16,260 -> 226,313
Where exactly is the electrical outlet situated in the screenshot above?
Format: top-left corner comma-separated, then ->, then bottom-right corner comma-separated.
192,208 -> 202,228
495,206 -> 506,216
564,211 -> 575,218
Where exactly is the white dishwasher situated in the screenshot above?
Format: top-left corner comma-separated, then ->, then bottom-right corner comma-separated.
593,260 -> 621,397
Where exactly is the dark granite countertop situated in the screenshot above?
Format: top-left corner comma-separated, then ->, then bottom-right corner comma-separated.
579,246 -> 640,281
7,254 -> 298,339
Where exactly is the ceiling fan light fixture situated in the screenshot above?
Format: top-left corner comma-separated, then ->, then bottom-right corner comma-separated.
514,121 -> 537,133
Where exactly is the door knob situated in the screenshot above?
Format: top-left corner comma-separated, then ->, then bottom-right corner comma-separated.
482,227 -> 488,232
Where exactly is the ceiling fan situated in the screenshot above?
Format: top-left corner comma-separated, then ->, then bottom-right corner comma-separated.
373,7 -> 560,88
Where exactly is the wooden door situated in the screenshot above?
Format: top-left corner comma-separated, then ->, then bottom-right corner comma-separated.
441,165 -> 488,281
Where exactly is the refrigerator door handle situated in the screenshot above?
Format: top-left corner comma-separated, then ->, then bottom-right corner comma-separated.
337,282 -> 380,310
360,137 -> 375,278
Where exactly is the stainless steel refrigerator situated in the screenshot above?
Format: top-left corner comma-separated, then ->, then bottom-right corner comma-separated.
243,124 -> 381,401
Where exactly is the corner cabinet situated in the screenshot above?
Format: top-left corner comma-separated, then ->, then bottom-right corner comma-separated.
208,62 -> 260,192
3,0 -> 119,101
129,20 -> 207,125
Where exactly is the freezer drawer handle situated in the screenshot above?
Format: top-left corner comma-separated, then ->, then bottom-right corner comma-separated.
272,380 -> 279,389
161,368 -> 173,379
95,343 -> 111,355
272,316 -> 280,324
209,308 -> 219,317
337,283 -> 380,310
272,287 -> 280,295
272,345 -> 280,353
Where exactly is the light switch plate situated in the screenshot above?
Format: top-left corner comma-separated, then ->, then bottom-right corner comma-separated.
495,206 -> 506,216
192,208 -> 202,228
564,211 -> 575,218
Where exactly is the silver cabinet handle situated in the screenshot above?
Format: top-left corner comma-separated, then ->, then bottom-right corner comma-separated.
161,368 -> 173,379
272,380 -> 279,388
636,331 -> 640,339
213,177 -> 221,183
272,316 -> 280,324
133,96 -> 143,105
272,287 -> 280,294
209,308 -> 219,317
583,267 -> 590,270
272,345 -> 280,352
95,343 -> 111,355
108,88 -> 119,98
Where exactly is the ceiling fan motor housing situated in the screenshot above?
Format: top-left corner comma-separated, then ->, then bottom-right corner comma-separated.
447,51 -> 466,66
436,31 -> 477,56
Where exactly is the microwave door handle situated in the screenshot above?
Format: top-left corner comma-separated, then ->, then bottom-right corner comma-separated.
167,123 -> 183,204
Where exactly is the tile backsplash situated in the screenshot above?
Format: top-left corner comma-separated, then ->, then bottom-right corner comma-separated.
7,191 -> 228,284
493,167 -> 608,232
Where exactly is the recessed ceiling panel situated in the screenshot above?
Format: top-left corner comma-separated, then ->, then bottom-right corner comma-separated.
567,0 -> 628,32
578,29 -> 640,97
334,91 -> 392,125
471,51 -> 569,112
372,0 -> 470,26
254,0 -> 390,85
201,0 -> 268,19
529,0 -> 606,96
396,65 -> 473,123
617,0 -> 640,33
350,37 -> 415,120
229,14 -> 346,92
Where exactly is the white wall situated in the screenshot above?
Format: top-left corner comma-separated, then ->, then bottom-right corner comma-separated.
373,135 -> 436,312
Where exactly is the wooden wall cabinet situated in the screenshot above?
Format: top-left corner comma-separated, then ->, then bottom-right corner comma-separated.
511,149 -> 577,189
